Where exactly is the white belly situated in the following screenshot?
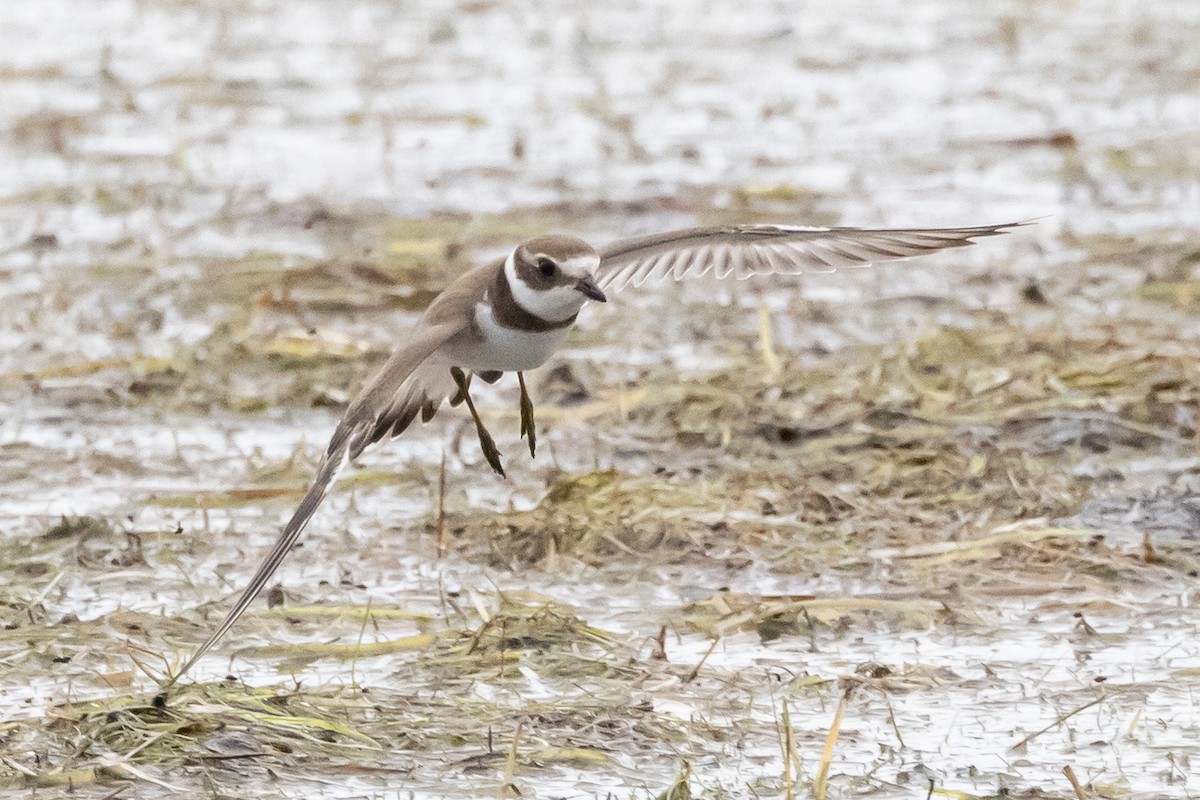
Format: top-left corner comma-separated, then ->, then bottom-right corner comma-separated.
442,304 -> 571,372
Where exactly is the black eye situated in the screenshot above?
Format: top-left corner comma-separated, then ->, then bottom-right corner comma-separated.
537,258 -> 557,278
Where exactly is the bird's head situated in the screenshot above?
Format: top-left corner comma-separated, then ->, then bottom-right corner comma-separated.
506,235 -> 606,322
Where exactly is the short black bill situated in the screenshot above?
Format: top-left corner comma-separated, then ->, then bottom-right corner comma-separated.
575,274 -> 607,302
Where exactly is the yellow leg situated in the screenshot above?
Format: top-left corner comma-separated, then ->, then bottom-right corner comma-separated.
450,367 -> 505,478
518,372 -> 536,459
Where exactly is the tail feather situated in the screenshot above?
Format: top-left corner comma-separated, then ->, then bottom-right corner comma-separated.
163,447 -> 349,687
161,320 -> 468,688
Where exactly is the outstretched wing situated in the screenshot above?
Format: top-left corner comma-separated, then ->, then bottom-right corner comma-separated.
595,221 -> 1027,291
165,320 -> 466,686
339,350 -> 462,461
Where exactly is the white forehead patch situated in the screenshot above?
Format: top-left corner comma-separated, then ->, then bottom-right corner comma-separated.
551,254 -> 601,279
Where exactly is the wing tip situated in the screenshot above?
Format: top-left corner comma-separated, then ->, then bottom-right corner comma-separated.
974,217 -> 1046,236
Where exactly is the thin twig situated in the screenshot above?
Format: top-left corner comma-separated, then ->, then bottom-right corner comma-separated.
436,449 -> 448,559
813,682 -> 855,800
781,699 -> 795,800
884,694 -> 906,749
684,637 -> 719,683
758,302 -> 782,379
349,597 -> 372,689
1011,693 -> 1108,751
500,720 -> 523,799
1062,765 -> 1090,800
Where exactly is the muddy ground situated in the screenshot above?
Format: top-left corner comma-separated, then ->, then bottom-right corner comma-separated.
2,0 -> 1199,798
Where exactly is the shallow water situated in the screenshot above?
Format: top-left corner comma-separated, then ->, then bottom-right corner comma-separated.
2,0 -> 1200,797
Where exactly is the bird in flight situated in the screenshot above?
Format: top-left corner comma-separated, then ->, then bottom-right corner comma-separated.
164,220 -> 1025,686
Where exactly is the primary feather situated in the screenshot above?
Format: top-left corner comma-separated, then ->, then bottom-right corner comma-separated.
596,221 -> 1027,290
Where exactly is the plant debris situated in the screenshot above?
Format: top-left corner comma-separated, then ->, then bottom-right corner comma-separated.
3,1 -> 1200,798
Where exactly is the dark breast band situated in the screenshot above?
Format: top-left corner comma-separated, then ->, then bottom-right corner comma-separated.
489,267 -> 577,333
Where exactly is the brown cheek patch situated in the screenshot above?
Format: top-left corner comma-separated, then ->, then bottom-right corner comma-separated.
517,253 -> 578,290
515,254 -> 549,290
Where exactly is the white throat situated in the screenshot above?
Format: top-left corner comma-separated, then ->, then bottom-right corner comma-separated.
503,251 -> 588,323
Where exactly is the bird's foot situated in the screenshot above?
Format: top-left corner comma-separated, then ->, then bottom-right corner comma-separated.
475,426 -> 506,478
450,366 -> 505,478
518,371 -> 536,459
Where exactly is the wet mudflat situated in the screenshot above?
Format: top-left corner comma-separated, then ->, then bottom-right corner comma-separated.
2,0 -> 1199,797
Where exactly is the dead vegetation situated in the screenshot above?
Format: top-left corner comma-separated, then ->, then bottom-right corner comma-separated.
4,1 -> 1200,797
5,290 -> 1199,796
